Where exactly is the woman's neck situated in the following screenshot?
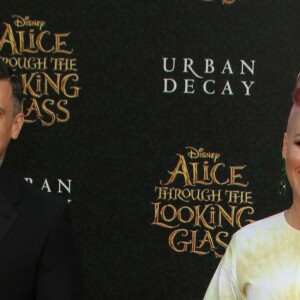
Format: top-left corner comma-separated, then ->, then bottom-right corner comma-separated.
285,203 -> 300,230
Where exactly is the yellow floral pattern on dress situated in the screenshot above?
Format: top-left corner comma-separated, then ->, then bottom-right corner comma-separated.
204,212 -> 300,300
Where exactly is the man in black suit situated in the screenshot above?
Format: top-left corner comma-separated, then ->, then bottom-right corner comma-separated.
0,61 -> 84,299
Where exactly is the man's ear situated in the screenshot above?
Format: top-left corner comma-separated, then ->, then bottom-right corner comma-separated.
11,112 -> 24,140
282,132 -> 288,158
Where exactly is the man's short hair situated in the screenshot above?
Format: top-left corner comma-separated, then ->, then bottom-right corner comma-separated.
0,60 -> 23,115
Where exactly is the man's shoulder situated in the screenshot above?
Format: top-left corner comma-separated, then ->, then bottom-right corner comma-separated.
19,180 -> 69,233
2,166 -> 67,216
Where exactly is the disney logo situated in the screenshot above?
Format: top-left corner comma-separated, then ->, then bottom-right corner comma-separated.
12,15 -> 46,31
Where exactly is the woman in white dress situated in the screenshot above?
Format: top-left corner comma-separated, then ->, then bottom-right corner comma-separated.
204,81 -> 300,300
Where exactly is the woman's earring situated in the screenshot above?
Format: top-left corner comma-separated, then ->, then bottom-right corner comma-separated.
278,158 -> 287,196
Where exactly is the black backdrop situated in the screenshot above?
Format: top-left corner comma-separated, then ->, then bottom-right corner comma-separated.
0,1 -> 299,299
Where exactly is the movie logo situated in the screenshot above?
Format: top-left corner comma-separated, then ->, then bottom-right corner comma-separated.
0,15 -> 80,126
152,147 -> 255,258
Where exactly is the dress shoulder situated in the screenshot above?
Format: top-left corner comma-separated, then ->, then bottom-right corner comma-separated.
234,211 -> 285,240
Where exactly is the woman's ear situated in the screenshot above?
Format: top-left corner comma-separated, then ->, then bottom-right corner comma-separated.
282,132 -> 288,158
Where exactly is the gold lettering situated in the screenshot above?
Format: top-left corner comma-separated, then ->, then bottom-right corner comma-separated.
236,206 -> 255,228
0,23 -> 19,54
56,99 -> 70,123
36,31 -> 54,53
191,161 -> 212,185
41,99 -> 56,126
151,202 -> 178,229
168,229 -> 191,252
229,165 -> 249,187
61,73 -> 80,97
23,98 -> 42,123
210,163 -> 229,185
160,155 -> 193,186
54,33 -> 73,54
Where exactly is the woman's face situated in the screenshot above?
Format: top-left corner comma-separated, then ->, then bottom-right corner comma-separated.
283,108 -> 300,202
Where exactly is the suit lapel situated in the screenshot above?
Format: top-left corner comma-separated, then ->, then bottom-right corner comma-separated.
0,199 -> 18,244
0,166 -> 22,244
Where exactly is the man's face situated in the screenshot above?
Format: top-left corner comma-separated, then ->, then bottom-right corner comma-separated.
0,79 -> 23,164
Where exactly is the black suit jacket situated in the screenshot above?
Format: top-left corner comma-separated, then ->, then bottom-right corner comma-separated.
0,166 -> 84,300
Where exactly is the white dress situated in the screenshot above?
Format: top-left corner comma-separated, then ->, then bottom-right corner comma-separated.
203,212 -> 300,299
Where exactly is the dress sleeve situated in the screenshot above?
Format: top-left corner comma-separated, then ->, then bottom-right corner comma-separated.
203,234 -> 245,300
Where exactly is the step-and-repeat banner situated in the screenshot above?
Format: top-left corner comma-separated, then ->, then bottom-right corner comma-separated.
0,1 -> 298,299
